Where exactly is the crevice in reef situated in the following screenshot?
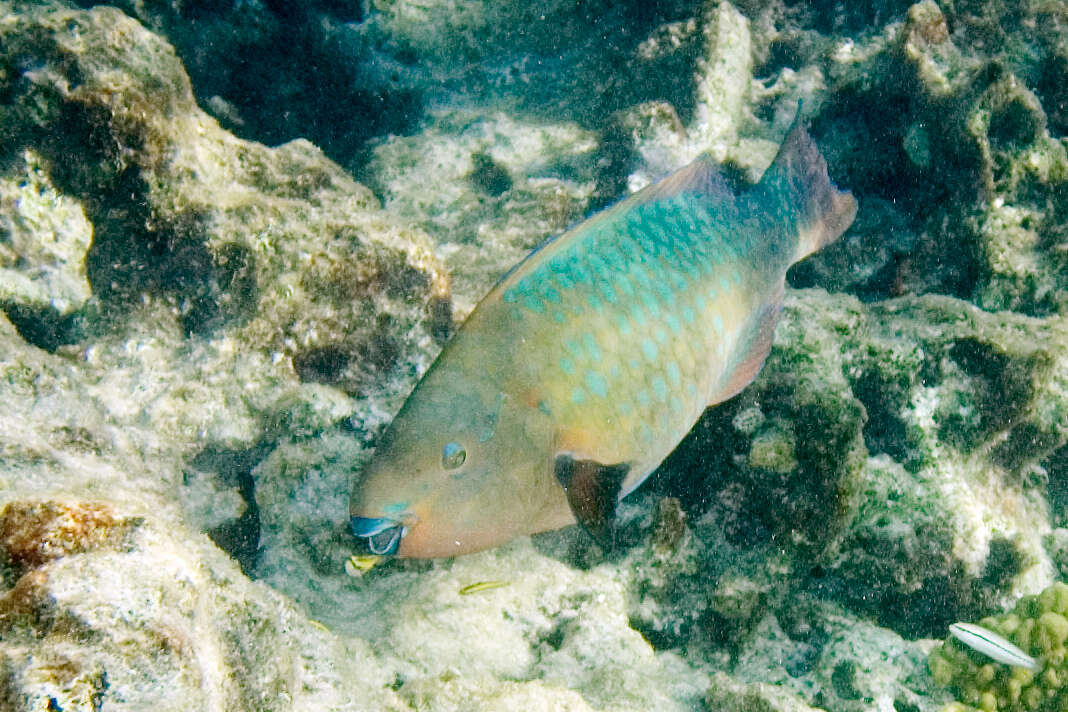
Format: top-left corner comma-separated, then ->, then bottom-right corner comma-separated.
936,338 -> 1033,452
1,302 -> 84,352
852,369 -> 919,471
186,443 -> 273,575
1045,443 -> 1068,528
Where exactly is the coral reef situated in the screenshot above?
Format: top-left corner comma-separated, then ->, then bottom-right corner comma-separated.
617,288 -> 1064,711
0,309 -> 401,710
1,0 -> 1067,710
0,498 -> 401,712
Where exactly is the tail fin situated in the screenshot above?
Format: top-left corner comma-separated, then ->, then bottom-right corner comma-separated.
760,118 -> 857,263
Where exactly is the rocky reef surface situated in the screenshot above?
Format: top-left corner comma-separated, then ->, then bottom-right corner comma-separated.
1,0 -> 1067,710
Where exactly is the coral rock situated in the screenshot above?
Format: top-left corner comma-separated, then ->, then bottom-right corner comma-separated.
0,500 -> 133,571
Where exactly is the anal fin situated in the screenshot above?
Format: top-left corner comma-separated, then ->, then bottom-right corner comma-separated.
554,454 -> 630,547
710,284 -> 784,405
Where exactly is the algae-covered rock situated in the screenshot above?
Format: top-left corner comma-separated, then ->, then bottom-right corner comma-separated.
811,617 -> 938,711
0,2 -> 450,394
627,288 -> 1067,703
704,595 -> 942,712
690,0 -> 763,166
613,0 -> 784,192
0,320 -> 402,711
0,499 -> 401,712
398,677 -> 598,712
0,150 -> 92,323
0,5 -> 440,709
967,76 -> 1068,315
706,671 -> 823,712
353,539 -> 708,711
808,294 -> 1066,626
364,109 -> 599,315
746,0 -> 1068,311
370,0 -> 582,67
590,282 -> 1068,710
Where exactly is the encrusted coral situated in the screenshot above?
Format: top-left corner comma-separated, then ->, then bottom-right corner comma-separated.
0,4 -> 450,393
0,150 -> 93,323
930,582 -> 1068,711
0,500 -> 134,571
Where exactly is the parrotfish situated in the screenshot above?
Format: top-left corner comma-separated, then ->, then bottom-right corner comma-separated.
350,119 -> 856,558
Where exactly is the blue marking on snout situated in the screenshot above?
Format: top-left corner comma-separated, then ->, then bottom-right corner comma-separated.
350,516 -> 406,555
350,516 -> 397,537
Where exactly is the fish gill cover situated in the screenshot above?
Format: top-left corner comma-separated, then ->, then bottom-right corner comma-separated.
0,1 -> 1067,711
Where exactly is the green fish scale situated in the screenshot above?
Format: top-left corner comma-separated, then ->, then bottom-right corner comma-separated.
504,194 -> 746,465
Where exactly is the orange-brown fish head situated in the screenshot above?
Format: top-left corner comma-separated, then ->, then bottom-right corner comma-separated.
349,376 -> 565,558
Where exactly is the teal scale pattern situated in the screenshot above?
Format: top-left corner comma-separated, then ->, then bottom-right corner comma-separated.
501,191 -> 762,465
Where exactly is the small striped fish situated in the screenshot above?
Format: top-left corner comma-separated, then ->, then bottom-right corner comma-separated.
949,622 -> 1040,670
350,119 -> 856,557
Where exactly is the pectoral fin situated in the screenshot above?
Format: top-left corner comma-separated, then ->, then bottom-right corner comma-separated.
554,454 -> 630,547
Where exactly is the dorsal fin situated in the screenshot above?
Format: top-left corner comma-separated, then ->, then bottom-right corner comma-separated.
633,154 -> 733,204
757,118 -> 857,263
488,148 -> 735,304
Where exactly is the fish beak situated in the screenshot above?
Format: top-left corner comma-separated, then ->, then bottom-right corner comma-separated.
350,516 -> 407,556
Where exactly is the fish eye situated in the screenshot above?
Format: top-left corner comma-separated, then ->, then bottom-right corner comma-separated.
442,441 -> 466,469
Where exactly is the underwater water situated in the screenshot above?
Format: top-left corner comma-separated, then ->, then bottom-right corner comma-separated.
1,0 -> 1067,710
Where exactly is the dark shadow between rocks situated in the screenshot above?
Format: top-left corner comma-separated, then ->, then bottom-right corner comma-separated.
187,443 -> 274,574
1,302 -> 84,352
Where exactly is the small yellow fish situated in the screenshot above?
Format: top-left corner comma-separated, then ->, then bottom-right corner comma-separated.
344,554 -> 382,576
459,580 -> 510,595
351,117 -> 856,558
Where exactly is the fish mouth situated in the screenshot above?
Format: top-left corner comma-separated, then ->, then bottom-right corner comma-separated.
350,516 -> 407,556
